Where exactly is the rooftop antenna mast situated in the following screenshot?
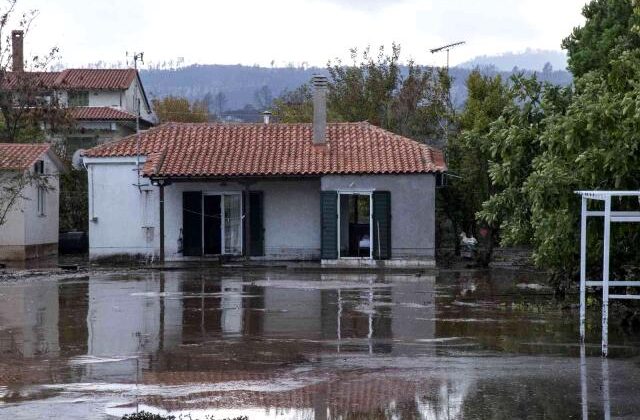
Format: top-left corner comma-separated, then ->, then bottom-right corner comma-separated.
128,51 -> 147,191
430,41 -> 465,152
430,41 -> 465,70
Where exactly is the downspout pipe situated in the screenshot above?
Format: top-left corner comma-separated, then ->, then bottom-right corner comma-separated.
152,178 -> 170,262
159,183 -> 165,262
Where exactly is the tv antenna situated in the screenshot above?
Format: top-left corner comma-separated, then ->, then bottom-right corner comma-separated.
429,42 -> 465,153
127,51 -> 147,191
127,51 -> 144,69
430,41 -> 465,70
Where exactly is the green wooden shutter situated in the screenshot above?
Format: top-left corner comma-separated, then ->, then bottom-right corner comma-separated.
183,191 -> 203,256
373,191 -> 391,260
320,191 -> 338,259
249,191 -> 265,256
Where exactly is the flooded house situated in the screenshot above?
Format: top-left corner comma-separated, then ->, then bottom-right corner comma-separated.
82,76 -> 446,265
0,143 -> 64,260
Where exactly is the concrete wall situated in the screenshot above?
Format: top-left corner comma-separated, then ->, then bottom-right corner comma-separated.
321,174 -> 436,259
123,78 -> 155,123
253,179 -> 320,259
88,91 -> 122,108
24,154 -> 60,246
162,179 -> 321,260
87,157 -> 158,258
86,161 -> 320,260
0,194 -> 25,247
86,160 -> 436,261
0,153 -> 60,260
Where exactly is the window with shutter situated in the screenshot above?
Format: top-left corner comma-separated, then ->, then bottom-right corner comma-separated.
182,191 -> 203,256
373,191 -> 391,260
320,191 -> 338,259
249,191 -> 265,256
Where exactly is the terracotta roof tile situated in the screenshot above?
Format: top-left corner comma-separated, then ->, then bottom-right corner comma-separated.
1,72 -> 60,89
2,69 -> 137,91
83,122 -> 447,177
69,106 -> 138,121
54,69 -> 136,90
0,143 -> 51,171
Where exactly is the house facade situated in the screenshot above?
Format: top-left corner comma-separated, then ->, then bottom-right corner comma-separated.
56,68 -> 156,152
83,77 -> 446,266
0,143 -> 64,260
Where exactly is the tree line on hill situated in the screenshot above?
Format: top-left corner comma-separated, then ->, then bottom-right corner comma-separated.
141,61 -> 572,124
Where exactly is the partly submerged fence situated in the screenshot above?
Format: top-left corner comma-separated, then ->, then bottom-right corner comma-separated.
576,190 -> 640,357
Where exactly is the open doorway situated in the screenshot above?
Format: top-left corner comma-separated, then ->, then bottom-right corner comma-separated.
338,192 -> 372,258
202,193 -> 242,256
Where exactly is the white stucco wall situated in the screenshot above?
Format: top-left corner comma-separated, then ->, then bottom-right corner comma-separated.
88,91 -> 122,108
0,195 -> 25,245
162,178 -> 321,260
86,160 -> 437,261
24,154 -> 60,246
123,78 -> 155,123
86,157 -> 158,258
86,161 -> 321,260
0,153 -> 60,248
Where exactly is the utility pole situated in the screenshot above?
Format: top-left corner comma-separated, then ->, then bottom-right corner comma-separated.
430,41 -> 465,151
128,52 -> 145,191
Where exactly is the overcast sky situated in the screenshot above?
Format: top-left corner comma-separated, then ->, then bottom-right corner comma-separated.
21,0 -> 588,69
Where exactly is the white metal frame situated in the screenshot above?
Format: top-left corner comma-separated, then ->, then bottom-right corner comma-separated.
337,191 -> 373,260
576,190 -> 640,357
202,191 -> 243,256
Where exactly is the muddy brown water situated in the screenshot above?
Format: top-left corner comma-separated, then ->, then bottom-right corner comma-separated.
0,269 -> 639,419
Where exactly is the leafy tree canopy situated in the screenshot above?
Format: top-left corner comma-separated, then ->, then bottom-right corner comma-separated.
475,0 -> 640,283
152,96 -> 209,123
272,44 -> 451,144
563,0 -> 640,77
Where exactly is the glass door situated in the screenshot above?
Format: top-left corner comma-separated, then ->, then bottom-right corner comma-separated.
223,194 -> 242,255
338,193 -> 372,259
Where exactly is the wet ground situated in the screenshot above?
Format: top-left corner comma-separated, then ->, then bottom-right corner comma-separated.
0,268 -> 639,419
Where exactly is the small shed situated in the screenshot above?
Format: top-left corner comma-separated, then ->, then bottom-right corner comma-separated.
0,143 -> 64,260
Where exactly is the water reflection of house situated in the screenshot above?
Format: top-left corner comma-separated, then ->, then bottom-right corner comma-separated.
82,273 -> 183,382
0,282 -> 60,357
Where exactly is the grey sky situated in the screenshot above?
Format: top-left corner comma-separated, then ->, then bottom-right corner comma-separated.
21,0 -> 587,69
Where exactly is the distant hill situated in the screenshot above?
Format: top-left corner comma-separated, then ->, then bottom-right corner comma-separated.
139,65 -> 327,111
138,62 -> 572,122
458,49 -> 568,72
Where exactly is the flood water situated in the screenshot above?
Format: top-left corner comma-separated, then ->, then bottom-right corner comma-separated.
0,268 -> 639,419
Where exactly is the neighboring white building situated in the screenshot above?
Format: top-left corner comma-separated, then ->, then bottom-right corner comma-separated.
18,68 -> 156,155
0,143 -> 64,261
6,30 -> 156,158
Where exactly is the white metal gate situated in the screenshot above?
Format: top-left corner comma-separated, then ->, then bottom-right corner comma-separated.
576,190 -> 640,357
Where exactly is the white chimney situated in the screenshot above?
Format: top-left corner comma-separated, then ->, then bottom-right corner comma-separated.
262,110 -> 272,124
312,75 -> 328,144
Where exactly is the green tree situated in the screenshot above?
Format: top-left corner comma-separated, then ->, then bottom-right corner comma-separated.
477,74 -> 570,247
273,44 -> 451,143
563,0 -> 640,78
445,71 -> 510,260
152,96 -> 209,123
477,0 -> 640,287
